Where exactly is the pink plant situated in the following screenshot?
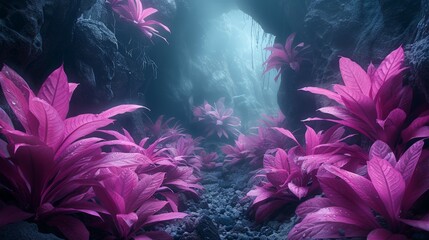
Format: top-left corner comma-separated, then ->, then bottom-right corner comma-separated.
288,140 -> 429,239
222,116 -> 290,168
282,125 -> 367,173
93,167 -> 186,239
193,98 -> 241,139
221,134 -> 255,166
101,129 -> 203,208
246,148 -> 318,222
0,65 -> 145,239
263,33 -> 309,81
246,125 -> 361,221
198,150 -> 220,170
107,0 -> 171,42
143,115 -> 185,140
303,46 -> 413,148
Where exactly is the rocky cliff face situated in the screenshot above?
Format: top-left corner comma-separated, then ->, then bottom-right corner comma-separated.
1,0 -> 428,130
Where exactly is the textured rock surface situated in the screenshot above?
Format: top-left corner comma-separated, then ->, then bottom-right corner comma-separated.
0,0 -> 43,69
65,18 -> 118,113
161,164 -> 294,240
407,0 -> 429,102
0,222 -> 61,240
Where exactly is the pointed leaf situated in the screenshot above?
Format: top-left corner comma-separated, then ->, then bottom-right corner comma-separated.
37,65 -> 71,120
339,57 -> 371,96
395,140 -> 423,186
295,197 -> 332,219
368,228 -> 408,240
288,207 -> 374,240
144,212 -> 187,226
47,215 -> 89,240
0,66 -> 34,132
29,98 -> 65,149
0,107 -> 13,130
368,157 -> 405,221
369,140 -> 396,166
272,127 -> 299,145
372,46 -> 405,97
322,165 -> 385,216
0,205 -> 33,226
400,213 -> 429,231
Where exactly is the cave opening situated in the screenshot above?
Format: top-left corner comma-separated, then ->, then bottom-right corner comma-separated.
143,5 -> 282,132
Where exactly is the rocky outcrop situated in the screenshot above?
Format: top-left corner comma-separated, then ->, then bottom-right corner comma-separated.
65,18 -> 117,113
407,0 -> 429,102
0,0 -> 44,70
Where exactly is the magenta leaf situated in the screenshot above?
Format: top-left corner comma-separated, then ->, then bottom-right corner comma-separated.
108,0 -> 170,42
272,127 -> 299,145
367,157 -> 405,223
295,197 -> 332,219
288,181 -> 309,199
263,33 -> 309,81
145,212 -> 187,225
395,140 -> 423,186
288,207 -> 374,240
37,65 -> 71,120
0,107 -> 14,130
401,111 -> 429,142
369,140 -> 396,166
372,46 -> 405,97
0,66 -> 35,133
29,98 -> 65,150
301,86 -> 343,104
99,104 -> 145,119
401,149 -> 429,210
116,212 -> 138,236
367,228 -> 408,240
400,213 -> 429,231
322,164 -> 385,216
304,126 -> 318,152
253,199 -> 288,223
339,57 -> 371,96
46,215 -> 90,240
378,108 -> 406,145
0,204 -> 33,226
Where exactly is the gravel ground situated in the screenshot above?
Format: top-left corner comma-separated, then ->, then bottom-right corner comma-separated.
163,163 -> 296,240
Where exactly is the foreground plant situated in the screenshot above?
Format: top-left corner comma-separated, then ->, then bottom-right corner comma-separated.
247,125 -> 363,221
102,127 -> 203,210
288,140 -> 429,240
93,167 -> 186,239
303,46 -> 413,148
0,65 -> 146,239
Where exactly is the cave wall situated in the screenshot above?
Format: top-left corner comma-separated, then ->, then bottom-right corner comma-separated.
1,0 -> 429,131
